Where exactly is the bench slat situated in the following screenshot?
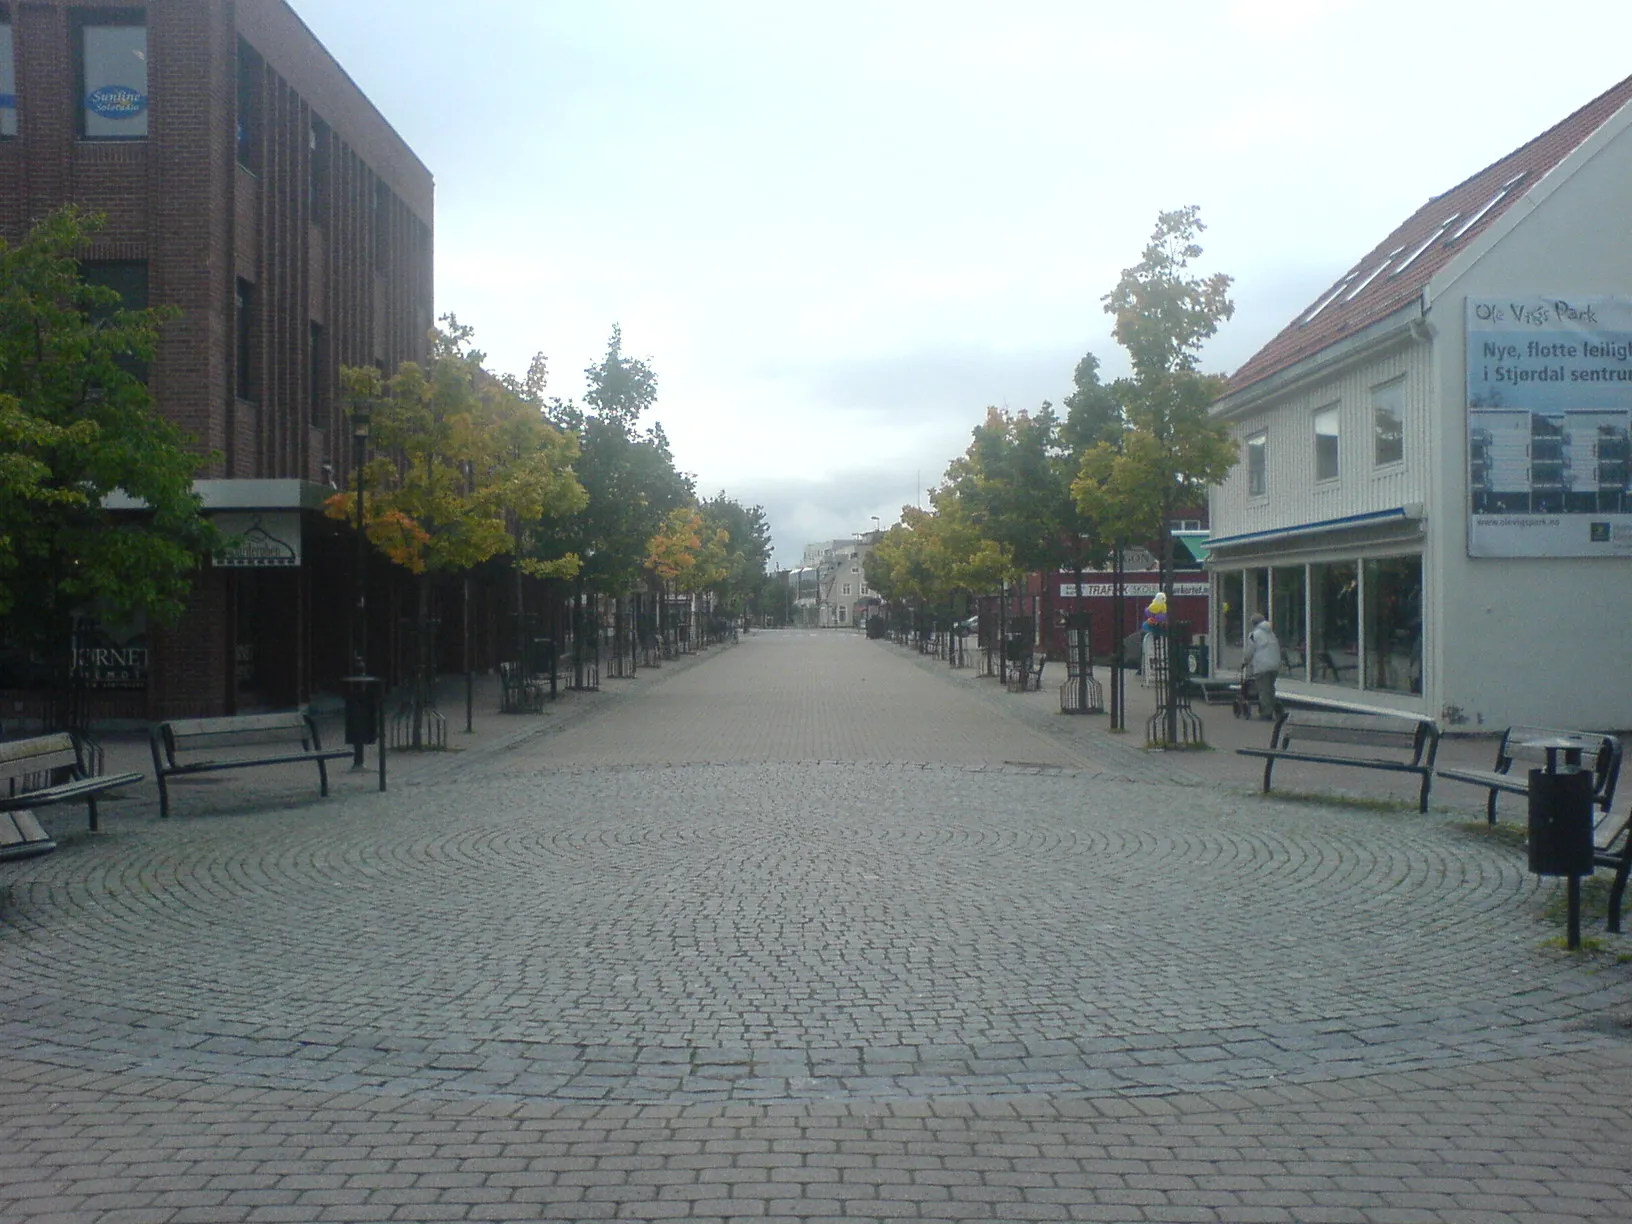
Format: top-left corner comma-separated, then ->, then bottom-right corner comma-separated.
162,712 -> 312,739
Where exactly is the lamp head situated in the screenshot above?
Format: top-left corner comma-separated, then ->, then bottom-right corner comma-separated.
351,398 -> 372,440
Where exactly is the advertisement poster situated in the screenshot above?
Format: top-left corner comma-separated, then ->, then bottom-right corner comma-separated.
1467,296 -> 1632,556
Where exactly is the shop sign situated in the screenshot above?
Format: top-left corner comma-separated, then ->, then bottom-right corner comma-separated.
1467,295 -> 1632,557
213,512 -> 301,567
1059,582 -> 1208,598
71,619 -> 148,690
85,85 -> 148,119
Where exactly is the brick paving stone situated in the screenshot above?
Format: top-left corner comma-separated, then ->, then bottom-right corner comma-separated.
4,631 -> 1632,1221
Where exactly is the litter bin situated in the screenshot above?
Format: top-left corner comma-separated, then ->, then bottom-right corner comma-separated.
342,675 -> 383,778
1528,766 -> 1594,877
1525,733 -> 1597,949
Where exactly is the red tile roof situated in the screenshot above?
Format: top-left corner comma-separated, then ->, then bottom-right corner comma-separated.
1227,74 -> 1632,395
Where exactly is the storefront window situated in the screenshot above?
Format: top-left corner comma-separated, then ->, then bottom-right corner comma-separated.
1364,555 -> 1422,694
1219,571 -> 1244,655
1271,565 -> 1306,681
1310,560 -> 1359,687
1248,569 -> 1268,624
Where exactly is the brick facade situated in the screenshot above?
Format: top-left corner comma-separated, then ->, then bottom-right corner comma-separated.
1,0 -> 434,719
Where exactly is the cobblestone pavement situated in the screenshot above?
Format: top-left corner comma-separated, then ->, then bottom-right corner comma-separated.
4,630 -> 1632,1222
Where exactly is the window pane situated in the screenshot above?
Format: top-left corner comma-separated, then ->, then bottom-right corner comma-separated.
1248,568 -> 1268,628
1314,406 -> 1340,481
1246,433 -> 1266,497
0,20 -> 17,138
1310,560 -> 1358,687
1219,571 -> 1244,654
235,279 -> 255,401
308,322 -> 326,429
236,41 -> 259,170
1373,380 -> 1405,466
81,260 -> 149,381
1363,555 -> 1422,694
82,24 -> 148,138
1271,565 -> 1305,680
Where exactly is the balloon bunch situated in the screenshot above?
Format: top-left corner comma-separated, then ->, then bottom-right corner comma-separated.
1143,591 -> 1168,635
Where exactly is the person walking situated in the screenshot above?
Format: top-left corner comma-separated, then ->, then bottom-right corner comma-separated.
1242,613 -> 1282,721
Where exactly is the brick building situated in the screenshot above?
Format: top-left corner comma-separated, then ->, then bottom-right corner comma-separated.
0,0 -> 434,718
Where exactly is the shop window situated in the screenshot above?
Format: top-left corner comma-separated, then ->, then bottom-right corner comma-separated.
1373,379 -> 1405,467
1364,555 -> 1422,694
1,15 -> 17,138
236,40 -> 260,171
1248,569 -> 1268,628
1271,565 -> 1306,680
1218,571 -> 1244,655
78,15 -> 148,139
1314,404 -> 1340,482
235,279 -> 256,401
1246,432 -> 1267,497
1310,560 -> 1359,687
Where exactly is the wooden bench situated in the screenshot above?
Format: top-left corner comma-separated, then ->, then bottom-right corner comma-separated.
1591,805 -> 1632,933
1,732 -> 144,851
150,711 -> 355,818
1435,725 -> 1621,827
1238,709 -> 1442,812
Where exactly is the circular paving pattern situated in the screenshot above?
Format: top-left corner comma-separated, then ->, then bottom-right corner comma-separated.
0,761 -> 1622,1102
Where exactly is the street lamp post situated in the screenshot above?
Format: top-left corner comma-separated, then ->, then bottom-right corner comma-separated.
351,398 -> 371,677
348,397 -> 372,768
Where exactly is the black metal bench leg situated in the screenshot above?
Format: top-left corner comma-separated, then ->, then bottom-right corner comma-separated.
1418,772 -> 1431,814
1608,858 -> 1632,934
1262,757 -> 1275,794
317,758 -> 330,797
87,796 -> 99,832
1487,790 -> 1499,826
157,774 -> 170,819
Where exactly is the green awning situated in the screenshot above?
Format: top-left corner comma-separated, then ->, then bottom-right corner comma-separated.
1174,534 -> 1211,564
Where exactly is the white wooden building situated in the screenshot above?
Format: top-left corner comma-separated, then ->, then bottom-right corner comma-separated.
1207,74 -> 1632,730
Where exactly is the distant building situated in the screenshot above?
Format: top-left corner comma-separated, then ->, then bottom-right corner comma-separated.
1,0 -> 434,717
791,538 -> 874,627
1208,74 -> 1632,727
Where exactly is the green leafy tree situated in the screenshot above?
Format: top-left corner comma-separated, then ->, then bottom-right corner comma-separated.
698,493 -> 772,625
1075,206 -> 1238,595
0,206 -> 213,703
1074,206 -> 1239,743
547,327 -> 692,599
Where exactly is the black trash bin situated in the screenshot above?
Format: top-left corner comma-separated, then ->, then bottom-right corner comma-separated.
343,675 -> 382,750
1528,767 -> 1595,877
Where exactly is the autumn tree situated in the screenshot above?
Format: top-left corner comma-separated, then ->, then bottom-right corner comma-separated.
326,319 -> 586,742
0,206 -> 214,707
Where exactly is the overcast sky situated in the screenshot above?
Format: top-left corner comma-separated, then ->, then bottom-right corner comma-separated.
293,0 -> 1632,568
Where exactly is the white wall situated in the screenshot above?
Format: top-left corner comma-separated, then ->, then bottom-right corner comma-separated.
1213,343 -> 1433,536
1425,121 -> 1632,729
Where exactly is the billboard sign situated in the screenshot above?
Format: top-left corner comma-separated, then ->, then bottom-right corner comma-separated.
1467,296 -> 1632,556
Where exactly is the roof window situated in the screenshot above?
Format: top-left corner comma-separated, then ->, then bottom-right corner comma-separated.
1389,217 -> 1460,278
1300,274 -> 1358,326
1447,172 -> 1528,243
1343,247 -> 1406,301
